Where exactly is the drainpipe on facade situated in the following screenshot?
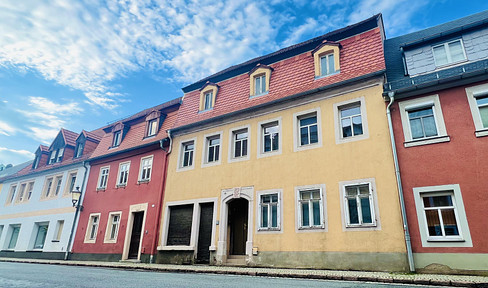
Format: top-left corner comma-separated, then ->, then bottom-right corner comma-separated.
64,160 -> 89,261
149,130 -> 173,264
386,92 -> 415,272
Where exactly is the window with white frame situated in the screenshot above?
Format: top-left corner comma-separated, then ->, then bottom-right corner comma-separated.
139,156 -> 153,181
7,225 -> 20,249
343,183 -> 376,227
398,94 -> 449,147
232,128 -> 248,159
43,177 -> 53,198
16,183 -> 26,203
48,151 -> 56,164
466,84 -> 488,137
298,112 -> 318,146
117,162 -> 130,186
98,167 -> 109,189
85,214 -> 100,243
56,148 -> 64,162
26,181 -> 34,201
432,39 -> 466,67
147,119 -> 158,137
75,142 -> 84,158
262,121 -> 279,153
254,74 -> 266,95
320,53 -> 335,76
33,223 -> 49,249
203,91 -> 213,111
6,185 -> 17,205
64,172 -> 77,195
297,186 -> 325,230
258,192 -> 280,231
413,184 -> 472,247
180,141 -> 194,168
340,104 -> 363,138
53,220 -> 64,241
204,135 -> 221,164
112,131 -> 121,147
105,212 -> 121,243
53,175 -> 63,196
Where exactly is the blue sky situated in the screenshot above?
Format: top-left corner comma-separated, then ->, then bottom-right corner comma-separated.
1,0 -> 487,166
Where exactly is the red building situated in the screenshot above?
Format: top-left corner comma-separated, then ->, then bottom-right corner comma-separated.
384,11 -> 488,274
72,98 -> 180,262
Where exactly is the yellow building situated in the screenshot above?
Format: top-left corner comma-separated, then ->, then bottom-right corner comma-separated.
157,15 -> 409,271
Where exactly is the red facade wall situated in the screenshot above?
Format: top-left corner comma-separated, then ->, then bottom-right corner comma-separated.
391,80 -> 488,253
72,145 -> 167,257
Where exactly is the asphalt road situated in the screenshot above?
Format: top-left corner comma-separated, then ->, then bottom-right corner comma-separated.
0,262 -> 448,288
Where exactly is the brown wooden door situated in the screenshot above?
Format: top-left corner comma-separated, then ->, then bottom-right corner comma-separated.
128,211 -> 144,259
228,198 -> 248,255
196,203 -> 214,263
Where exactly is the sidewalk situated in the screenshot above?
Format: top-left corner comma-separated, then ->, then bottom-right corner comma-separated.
1,257 -> 487,287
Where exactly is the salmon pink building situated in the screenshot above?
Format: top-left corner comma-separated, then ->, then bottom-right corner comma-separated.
72,98 -> 180,263
384,10 -> 488,274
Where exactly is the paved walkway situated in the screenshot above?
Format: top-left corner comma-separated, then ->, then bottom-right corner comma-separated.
1,257 -> 487,287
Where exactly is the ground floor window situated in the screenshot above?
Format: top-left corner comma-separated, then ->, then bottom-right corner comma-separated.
33,223 -> 49,249
258,191 -> 280,231
8,225 -> 21,249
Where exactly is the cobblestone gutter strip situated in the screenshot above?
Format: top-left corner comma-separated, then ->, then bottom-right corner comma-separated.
1,257 -> 487,287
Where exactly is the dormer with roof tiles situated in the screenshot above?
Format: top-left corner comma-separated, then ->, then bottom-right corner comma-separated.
199,82 -> 219,112
74,130 -> 103,159
45,129 -> 78,165
32,145 -> 49,169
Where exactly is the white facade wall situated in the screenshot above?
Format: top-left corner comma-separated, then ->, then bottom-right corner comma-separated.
0,164 -> 89,254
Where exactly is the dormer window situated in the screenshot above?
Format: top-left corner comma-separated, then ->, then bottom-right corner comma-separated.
432,39 -> 466,67
199,82 -> 218,112
75,142 -> 84,158
113,131 -> 121,147
33,155 -> 40,169
57,148 -> 64,162
312,41 -> 341,78
249,64 -> 273,98
49,151 -> 56,164
147,119 -> 158,137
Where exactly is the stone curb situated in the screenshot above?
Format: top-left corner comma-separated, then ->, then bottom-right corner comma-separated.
1,257 -> 488,287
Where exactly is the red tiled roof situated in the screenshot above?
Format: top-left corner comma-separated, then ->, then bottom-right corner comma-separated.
174,28 -> 385,128
61,128 -> 79,147
82,130 -> 103,142
89,99 -> 180,159
39,145 -> 49,152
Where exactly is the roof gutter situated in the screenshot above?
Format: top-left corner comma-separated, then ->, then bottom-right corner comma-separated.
386,92 -> 415,272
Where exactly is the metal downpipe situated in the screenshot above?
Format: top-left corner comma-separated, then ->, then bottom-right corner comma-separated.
386,93 -> 415,272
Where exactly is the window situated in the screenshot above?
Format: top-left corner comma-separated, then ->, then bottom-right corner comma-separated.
112,131 -> 121,147
178,139 -> 195,170
334,97 -> 369,144
203,133 -> 221,166
26,182 -> 34,201
294,109 -> 322,151
104,212 -> 122,243
53,220 -> 64,241
432,39 -> 466,67
230,127 -> 249,161
56,148 -> 64,162
53,175 -> 63,196
64,171 -> 77,195
147,119 -> 158,137
84,213 -> 100,243
7,225 -> 20,249
49,151 -> 56,164
16,183 -> 26,203
139,156 -> 153,182
75,142 -> 84,158
6,185 -> 17,205
33,155 -> 40,169
344,184 -> 375,227
466,83 -> 488,137
257,118 -> 282,158
43,178 -> 53,198
166,204 -> 193,246
98,167 -> 110,189
48,148 -> 64,164
117,162 -> 130,186
254,74 -> 266,95
297,188 -> 324,229
258,191 -> 281,231
398,94 -> 449,147
320,53 -> 335,76
340,105 -> 363,138
413,184 -> 472,247
203,91 -> 213,111
33,223 -> 49,249
339,179 -> 380,230
0,225 -> 3,240
249,64 -> 272,97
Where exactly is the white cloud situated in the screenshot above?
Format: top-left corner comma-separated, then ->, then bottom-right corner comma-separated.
0,147 -> 34,157
0,146 -> 34,166
0,121 -> 15,136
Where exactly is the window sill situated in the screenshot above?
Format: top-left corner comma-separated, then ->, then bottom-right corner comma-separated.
137,179 -> 150,184
295,142 -> 322,152
228,155 -> 250,163
257,150 -> 282,159
298,226 -> 324,230
26,249 -> 43,252
314,70 -> 340,80
404,135 -> 450,147
176,165 -> 195,172
257,228 -> 281,232
96,188 -> 106,191
51,240 -> 60,243
201,160 -> 221,168
143,135 -> 156,140
198,108 -> 214,113
427,237 -> 465,242
475,129 -> 488,138
108,146 -> 120,150
116,184 -> 127,188
249,91 -> 269,99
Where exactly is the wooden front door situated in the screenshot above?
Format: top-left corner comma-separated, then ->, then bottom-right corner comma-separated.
128,211 -> 144,259
196,203 -> 214,263
228,198 -> 248,255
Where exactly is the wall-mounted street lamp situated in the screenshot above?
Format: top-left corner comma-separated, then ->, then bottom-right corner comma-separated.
71,186 -> 83,211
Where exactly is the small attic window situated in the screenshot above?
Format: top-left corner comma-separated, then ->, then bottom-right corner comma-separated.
33,155 -> 40,169
199,82 -> 219,112
147,119 -> 158,137
113,131 -> 121,147
312,41 -> 341,79
75,142 -> 84,158
249,64 -> 273,97
48,147 -> 64,164
145,111 -> 162,138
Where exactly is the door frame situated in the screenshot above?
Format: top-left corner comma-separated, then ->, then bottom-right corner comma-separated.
217,186 -> 254,264
122,203 -> 148,260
